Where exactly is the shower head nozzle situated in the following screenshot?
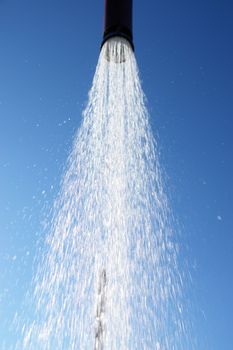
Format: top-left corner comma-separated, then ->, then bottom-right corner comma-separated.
101,0 -> 134,51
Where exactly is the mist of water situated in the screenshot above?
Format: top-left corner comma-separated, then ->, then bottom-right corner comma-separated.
16,37 -> 193,349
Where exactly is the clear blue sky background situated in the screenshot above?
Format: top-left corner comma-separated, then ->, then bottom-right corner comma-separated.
0,0 -> 232,349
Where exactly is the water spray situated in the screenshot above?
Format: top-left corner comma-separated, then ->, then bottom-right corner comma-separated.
16,0 -> 192,348
94,2 -> 134,347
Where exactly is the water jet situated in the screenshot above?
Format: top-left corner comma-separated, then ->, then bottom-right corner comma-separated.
15,1 -> 192,349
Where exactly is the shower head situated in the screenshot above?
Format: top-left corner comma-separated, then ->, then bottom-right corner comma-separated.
101,0 -> 134,51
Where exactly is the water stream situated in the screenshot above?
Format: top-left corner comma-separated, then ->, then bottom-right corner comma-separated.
16,37 -> 192,350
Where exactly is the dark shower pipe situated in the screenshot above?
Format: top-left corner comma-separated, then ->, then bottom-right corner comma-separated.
101,0 -> 134,51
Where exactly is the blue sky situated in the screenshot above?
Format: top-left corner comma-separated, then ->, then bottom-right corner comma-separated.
0,0 -> 232,348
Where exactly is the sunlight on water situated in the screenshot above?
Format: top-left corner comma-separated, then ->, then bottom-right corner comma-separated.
16,37 -> 193,349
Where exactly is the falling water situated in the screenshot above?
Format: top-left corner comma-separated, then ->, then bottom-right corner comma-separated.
16,37 -> 193,349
